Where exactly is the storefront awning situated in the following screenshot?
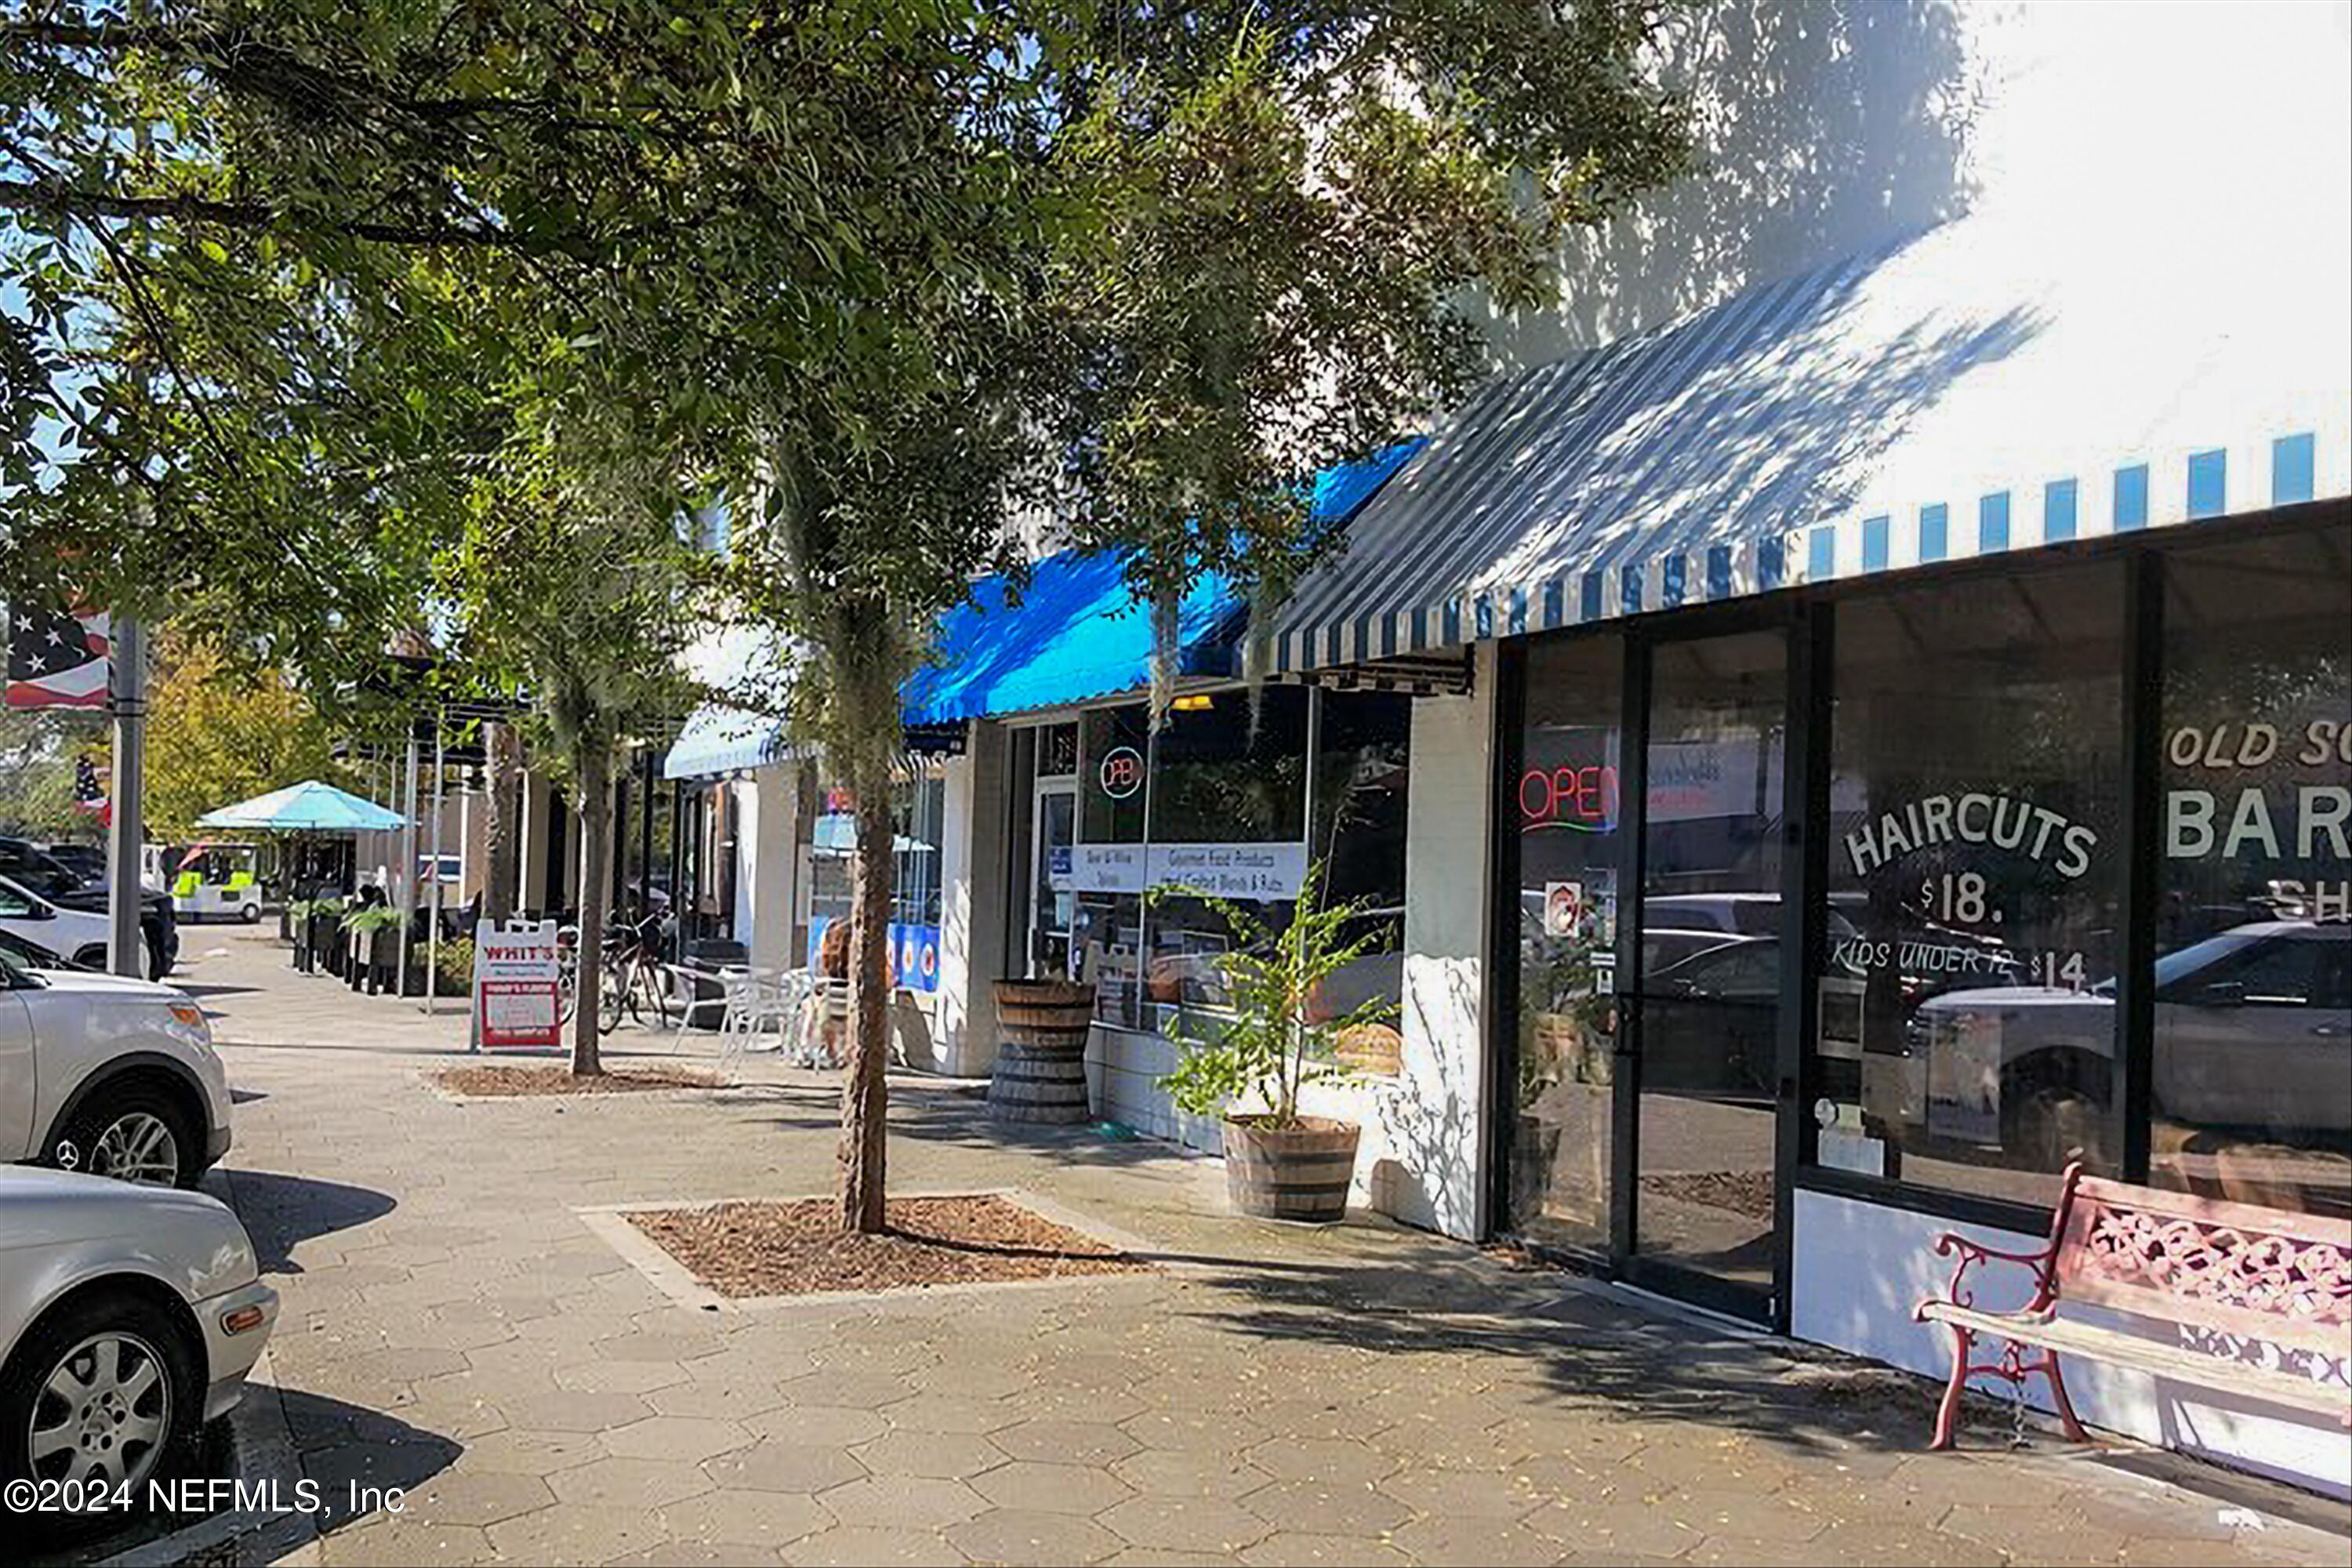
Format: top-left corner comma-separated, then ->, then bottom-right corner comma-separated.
902,441 -> 1424,725
663,702 -> 790,780
1271,209 -> 2351,671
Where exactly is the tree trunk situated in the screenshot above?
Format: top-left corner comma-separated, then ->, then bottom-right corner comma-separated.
571,746 -> 612,1076
837,775 -> 895,1233
483,720 -> 521,924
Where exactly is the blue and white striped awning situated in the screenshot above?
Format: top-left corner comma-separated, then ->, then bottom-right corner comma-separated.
663,702 -> 793,780
1272,211 -> 2351,671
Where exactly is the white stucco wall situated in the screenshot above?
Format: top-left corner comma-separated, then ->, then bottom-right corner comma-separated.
935,726 -> 1012,1077
1792,1187 -> 2350,1497
734,765 -> 796,972
1480,2 -> 2352,368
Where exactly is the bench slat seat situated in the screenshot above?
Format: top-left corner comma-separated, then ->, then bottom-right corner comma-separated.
1914,1163 -> 2352,1450
1916,1301 -> 2351,1420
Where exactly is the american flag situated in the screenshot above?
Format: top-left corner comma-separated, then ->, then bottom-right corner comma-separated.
74,753 -> 111,826
5,598 -> 111,709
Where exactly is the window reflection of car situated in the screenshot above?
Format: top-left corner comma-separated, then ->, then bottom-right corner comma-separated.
1907,920 -> 2350,1167
1641,935 -> 1780,1103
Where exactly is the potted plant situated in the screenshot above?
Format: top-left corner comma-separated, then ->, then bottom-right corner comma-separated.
341,903 -> 405,995
1156,866 -> 1394,1224
287,896 -> 343,973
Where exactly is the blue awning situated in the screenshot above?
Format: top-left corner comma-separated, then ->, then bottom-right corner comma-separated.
663,703 -> 790,780
902,441 -> 1424,725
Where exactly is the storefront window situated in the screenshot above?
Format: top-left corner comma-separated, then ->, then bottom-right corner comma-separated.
1146,688 -> 1308,1027
1077,706 -> 1149,1026
2151,526 -> 2351,1217
808,771 -> 946,989
1512,637 -> 1624,1250
1811,563 -> 2126,1207
1312,692 -> 1413,1074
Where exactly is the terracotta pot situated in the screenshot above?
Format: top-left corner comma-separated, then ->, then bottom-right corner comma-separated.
1221,1116 -> 1361,1223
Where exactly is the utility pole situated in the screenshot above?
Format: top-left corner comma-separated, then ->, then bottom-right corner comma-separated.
107,615 -> 147,978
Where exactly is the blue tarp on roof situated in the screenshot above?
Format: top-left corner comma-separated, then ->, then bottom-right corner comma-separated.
901,440 -> 1424,726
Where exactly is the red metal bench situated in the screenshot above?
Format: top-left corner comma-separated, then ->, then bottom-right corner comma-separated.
1915,1163 -> 2352,1449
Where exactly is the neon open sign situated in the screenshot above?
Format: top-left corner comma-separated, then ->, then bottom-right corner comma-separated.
1519,764 -> 1619,833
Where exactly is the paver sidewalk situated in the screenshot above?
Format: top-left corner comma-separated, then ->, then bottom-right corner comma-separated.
125,932 -> 2352,1564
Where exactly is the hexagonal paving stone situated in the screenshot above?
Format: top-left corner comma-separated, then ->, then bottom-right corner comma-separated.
499,1388 -> 657,1432
647,1377 -> 798,1421
786,1526 -> 971,1566
855,1429 -> 1011,1480
1523,1497 -> 1708,1561
704,1441 -> 869,1494
975,1461 -> 1138,1516
1243,1438 -> 1396,1488
1379,1466 -> 1548,1519
1237,1482 -> 1410,1540
316,1516 -> 495,1566
1669,1487 -> 1832,1544
888,1396 -> 1023,1435
1123,1410 -> 1271,1455
947,1508 -> 1125,1566
816,1473 -> 990,1530
1938,1502 -> 2132,1564
486,1501 -> 674,1563
546,1455 -> 717,1511
1098,1496 -> 1274,1555
456,1426 -> 604,1475
1392,1515 -> 1567,1567
1237,1534 -> 1413,1567
779,1368 -> 918,1409
604,1543 -> 775,1568
601,1414 -> 756,1465
554,1357 -> 691,1396
1101,1552 -> 1244,1568
656,1487 -> 833,1550
1112,1451 -> 1273,1500
746,1404 -> 891,1448
393,1469 -> 555,1528
993,1420 -> 1143,1468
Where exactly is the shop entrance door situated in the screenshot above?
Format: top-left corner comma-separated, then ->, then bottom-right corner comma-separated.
1621,629 -> 1790,1320
1029,783 -> 1078,978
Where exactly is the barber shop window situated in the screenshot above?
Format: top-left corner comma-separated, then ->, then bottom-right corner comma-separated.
1077,705 -> 1149,1026
1809,562 -> 2126,1207
1145,686 -> 1309,1028
2151,524 -> 2351,1218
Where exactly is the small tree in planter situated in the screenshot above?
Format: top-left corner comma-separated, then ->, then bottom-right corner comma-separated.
1156,868 -> 1395,1223
341,904 -> 405,996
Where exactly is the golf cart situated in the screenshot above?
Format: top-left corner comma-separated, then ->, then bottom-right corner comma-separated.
162,841 -> 267,923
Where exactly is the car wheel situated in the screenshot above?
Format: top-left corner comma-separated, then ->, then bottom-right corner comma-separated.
0,1288 -> 201,1544
54,1087 -> 200,1190
240,903 -> 262,924
145,931 -> 169,981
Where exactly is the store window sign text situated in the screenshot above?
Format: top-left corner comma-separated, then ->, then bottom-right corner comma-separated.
1845,792 -> 2099,880
2161,720 -> 2352,862
1519,764 -> 1619,832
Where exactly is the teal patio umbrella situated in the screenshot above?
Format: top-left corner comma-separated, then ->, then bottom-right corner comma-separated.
197,779 -> 406,833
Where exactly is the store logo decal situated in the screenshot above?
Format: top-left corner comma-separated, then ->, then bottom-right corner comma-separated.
1098,746 -> 1143,800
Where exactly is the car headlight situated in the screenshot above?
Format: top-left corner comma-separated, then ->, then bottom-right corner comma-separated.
165,1000 -> 216,1053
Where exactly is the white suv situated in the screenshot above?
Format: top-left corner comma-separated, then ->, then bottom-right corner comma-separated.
0,946 -> 231,1189
0,871 -> 114,971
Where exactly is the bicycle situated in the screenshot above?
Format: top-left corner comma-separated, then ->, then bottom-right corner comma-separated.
554,924 -> 581,1027
597,912 -> 674,1035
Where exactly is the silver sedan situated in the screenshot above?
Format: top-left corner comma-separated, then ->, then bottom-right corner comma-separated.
1,1167 -> 278,1539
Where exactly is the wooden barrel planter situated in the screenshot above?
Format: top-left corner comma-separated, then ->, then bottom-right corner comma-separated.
988,979 -> 1094,1125
1221,1116 -> 1361,1223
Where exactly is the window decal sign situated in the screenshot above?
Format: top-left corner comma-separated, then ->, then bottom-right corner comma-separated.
1069,841 -> 1308,899
1842,792 -> 2100,880
1098,746 -> 1144,800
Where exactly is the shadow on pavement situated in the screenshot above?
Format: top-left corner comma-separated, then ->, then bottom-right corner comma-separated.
213,1169 -> 397,1273
20,1388 -> 460,1566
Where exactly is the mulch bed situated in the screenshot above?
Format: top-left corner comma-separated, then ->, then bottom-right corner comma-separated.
434,1063 -> 720,1096
626,1193 -> 1146,1298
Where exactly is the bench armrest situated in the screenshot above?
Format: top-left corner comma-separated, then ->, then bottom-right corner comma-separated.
1913,1230 -> 2062,1323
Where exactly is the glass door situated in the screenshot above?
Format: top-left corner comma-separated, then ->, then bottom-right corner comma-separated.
1030,784 -> 1078,978
1628,630 -> 1788,1316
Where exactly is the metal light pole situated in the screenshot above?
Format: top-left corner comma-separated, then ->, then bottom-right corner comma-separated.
107,616 -> 148,979
425,713 -> 445,1015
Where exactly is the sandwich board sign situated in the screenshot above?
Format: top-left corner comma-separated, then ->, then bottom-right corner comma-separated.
470,919 -> 563,1051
